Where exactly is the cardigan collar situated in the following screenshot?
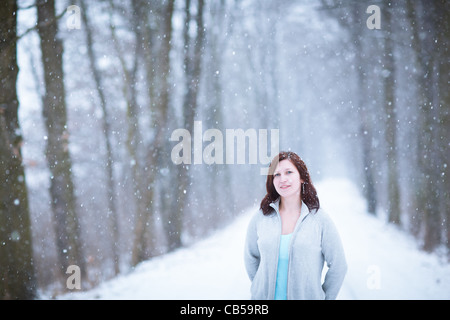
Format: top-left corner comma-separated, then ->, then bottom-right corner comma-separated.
269,198 -> 311,221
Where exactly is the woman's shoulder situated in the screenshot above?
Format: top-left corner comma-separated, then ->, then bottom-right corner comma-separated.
251,207 -> 276,220
309,208 -> 336,226
248,207 -> 277,227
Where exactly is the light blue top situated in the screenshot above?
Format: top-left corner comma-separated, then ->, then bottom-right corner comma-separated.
274,233 -> 292,300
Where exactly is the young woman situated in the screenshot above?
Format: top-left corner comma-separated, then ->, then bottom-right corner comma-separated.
244,151 -> 347,300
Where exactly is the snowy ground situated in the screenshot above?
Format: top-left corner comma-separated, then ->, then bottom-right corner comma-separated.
58,178 -> 450,300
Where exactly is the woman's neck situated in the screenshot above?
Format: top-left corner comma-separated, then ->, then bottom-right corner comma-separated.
279,195 -> 302,215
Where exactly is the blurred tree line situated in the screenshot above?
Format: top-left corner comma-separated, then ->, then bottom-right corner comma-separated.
0,0 -> 448,299
320,0 -> 449,252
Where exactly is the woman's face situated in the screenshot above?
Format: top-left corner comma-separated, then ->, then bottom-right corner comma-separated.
273,159 -> 303,199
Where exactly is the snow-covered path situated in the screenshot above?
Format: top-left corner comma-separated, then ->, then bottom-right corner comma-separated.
63,211 -> 253,299
60,178 -> 450,300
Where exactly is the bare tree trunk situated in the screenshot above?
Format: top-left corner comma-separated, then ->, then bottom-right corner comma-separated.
131,0 -> 157,265
182,0 -> 205,132
435,0 -> 450,258
423,0 -> 449,253
0,0 -> 36,299
79,0 -> 120,275
203,0 -> 234,225
154,0 -> 179,252
106,0 -> 148,266
407,0 -> 444,252
37,0 -> 86,281
174,0 -> 205,247
405,0 -> 423,237
382,1 -> 401,224
350,6 -> 377,215
131,0 -> 176,261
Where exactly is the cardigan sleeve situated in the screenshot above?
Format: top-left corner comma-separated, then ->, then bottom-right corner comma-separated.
320,212 -> 348,300
244,212 -> 261,281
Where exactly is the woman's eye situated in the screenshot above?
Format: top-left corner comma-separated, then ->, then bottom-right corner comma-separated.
274,173 -> 280,177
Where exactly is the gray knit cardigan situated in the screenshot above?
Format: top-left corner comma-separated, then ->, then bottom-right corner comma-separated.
244,200 -> 347,300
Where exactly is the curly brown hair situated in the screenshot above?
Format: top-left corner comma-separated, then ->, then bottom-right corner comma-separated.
260,151 -> 320,215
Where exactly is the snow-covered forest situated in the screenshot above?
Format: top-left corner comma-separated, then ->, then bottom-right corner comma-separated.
0,0 -> 449,299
